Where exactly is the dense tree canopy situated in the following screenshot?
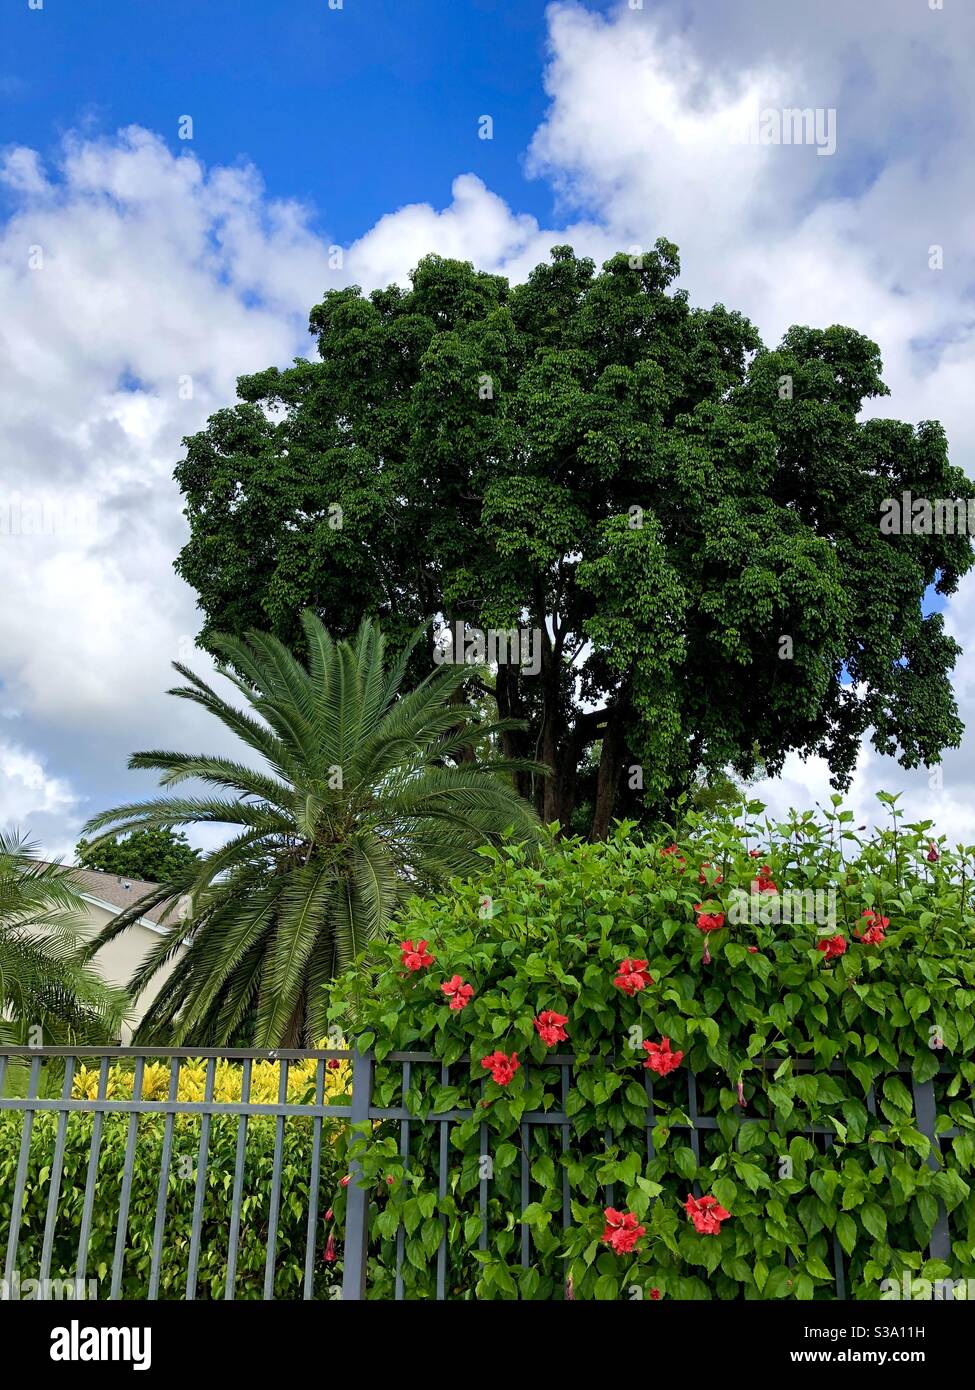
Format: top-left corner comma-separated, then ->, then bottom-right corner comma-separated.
175,243 -> 975,836
76,827 -> 199,883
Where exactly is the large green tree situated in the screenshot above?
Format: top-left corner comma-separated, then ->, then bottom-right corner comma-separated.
76,827 -> 199,883
175,243 -> 975,836
82,613 -> 539,1046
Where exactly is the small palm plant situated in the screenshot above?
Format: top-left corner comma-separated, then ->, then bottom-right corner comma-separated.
83,613 -> 540,1046
0,834 -> 130,1045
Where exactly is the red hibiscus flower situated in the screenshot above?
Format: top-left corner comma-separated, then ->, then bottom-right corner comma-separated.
661,843 -> 687,869
441,975 -> 475,1011
856,908 -> 889,946
862,907 -> 890,929
324,1208 -> 333,1221
324,1233 -> 337,1263
643,1036 -> 684,1076
340,1174 -> 351,1187
747,945 -> 759,954
534,1010 -> 569,1046
684,1194 -> 731,1235
614,958 -> 654,995
481,1051 -> 520,1086
816,933 -> 847,961
694,905 -> 725,932
698,861 -> 723,885
601,1207 -> 646,1255
400,938 -> 434,971
927,842 -> 940,863
751,864 -> 778,894
748,849 -> 762,859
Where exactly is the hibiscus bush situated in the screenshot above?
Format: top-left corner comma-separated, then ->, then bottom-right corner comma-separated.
327,796 -> 975,1300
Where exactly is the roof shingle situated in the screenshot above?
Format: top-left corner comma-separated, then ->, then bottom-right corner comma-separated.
38,863 -> 178,927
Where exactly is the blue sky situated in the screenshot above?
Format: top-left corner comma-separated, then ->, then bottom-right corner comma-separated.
2,0 -> 975,855
2,0 -> 618,242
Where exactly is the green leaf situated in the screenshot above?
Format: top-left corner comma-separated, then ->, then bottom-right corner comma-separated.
835,1212 -> 857,1256
882,1077 -> 913,1113
531,1155 -> 556,1188
860,1202 -> 887,1241
520,1203 -> 552,1228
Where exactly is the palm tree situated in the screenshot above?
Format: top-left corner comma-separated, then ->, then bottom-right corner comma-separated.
83,613 -> 540,1046
0,834 -> 130,1044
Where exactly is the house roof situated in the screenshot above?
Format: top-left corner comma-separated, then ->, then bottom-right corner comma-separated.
38,863 -> 179,929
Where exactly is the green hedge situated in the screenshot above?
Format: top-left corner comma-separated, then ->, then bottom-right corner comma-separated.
0,1109 -> 345,1299
328,800 -> 975,1300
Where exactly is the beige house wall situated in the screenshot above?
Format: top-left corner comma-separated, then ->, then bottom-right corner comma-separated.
73,899 -> 184,1043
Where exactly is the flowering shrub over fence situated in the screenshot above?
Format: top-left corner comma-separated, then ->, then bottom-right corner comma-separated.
327,799 -> 975,1300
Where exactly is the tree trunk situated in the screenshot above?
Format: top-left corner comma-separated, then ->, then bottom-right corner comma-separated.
591,708 -> 624,840
539,630 -> 561,825
495,665 -> 533,802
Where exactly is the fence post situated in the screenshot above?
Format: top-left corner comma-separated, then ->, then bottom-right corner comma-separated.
341,1048 -> 374,1301
912,1076 -> 951,1263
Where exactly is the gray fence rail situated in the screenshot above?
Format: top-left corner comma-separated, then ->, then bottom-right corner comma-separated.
0,1047 -> 958,1301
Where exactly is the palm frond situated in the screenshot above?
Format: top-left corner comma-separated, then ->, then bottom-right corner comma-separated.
87,614 -> 540,1044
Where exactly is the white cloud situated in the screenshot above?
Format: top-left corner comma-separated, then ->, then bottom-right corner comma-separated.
0,738 -> 80,859
0,129 -> 337,854
346,172 -> 606,288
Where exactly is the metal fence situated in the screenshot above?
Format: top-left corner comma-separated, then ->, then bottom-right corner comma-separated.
0,1046 -> 351,1301
0,1046 -> 959,1301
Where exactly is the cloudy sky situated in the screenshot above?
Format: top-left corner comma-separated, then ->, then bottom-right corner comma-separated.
1,0 -> 973,858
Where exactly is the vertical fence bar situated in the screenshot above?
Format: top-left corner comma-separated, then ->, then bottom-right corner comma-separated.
38,1056 -> 76,1298
823,1133 -> 846,1299
110,1055 -> 145,1298
687,1071 -> 701,1170
263,1058 -> 290,1300
395,1060 -> 411,1300
644,1072 -> 656,1161
3,1053 -> 42,1290
436,1063 -> 449,1300
560,1066 -> 571,1300
478,1120 -> 490,1255
224,1057 -> 252,1301
185,1056 -> 216,1300
520,1121 -> 530,1269
341,1048 -> 374,1302
913,1076 -> 951,1262
603,1126 -> 615,1210
149,1057 -> 181,1300
560,1066 -> 571,1233
302,1060 -> 326,1300
76,1057 -> 110,1287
